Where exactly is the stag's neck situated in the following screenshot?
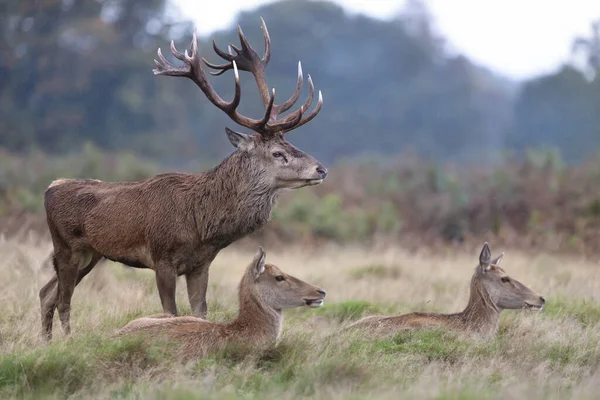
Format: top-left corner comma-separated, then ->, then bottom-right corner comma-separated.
229,285 -> 283,343
193,151 -> 278,245
453,275 -> 501,335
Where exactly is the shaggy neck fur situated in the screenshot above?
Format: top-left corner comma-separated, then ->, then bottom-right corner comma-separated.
448,273 -> 501,335
229,273 -> 283,343
192,151 -> 278,246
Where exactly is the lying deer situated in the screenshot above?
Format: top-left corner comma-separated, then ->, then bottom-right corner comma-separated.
114,247 -> 326,359
40,18 -> 327,339
346,243 -> 545,337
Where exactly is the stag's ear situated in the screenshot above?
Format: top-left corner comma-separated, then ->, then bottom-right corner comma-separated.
226,127 -> 254,150
479,242 -> 492,272
250,246 -> 266,280
491,252 -> 504,266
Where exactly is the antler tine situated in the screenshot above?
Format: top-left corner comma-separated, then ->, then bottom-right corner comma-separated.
237,25 -> 253,54
276,61 -> 303,115
288,90 -> 323,132
170,40 -> 185,62
269,73 -> 315,130
275,77 -> 323,134
212,39 -> 235,62
228,61 -> 242,113
203,58 -> 232,76
256,88 -> 276,127
260,17 -> 271,63
300,74 -> 315,113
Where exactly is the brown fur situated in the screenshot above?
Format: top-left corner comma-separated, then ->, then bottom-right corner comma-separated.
40,20 -> 327,340
346,243 -> 545,337
114,247 -> 326,360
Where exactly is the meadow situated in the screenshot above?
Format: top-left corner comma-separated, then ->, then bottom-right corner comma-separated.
0,235 -> 599,399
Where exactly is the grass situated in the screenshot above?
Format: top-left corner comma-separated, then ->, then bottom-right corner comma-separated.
0,239 -> 599,399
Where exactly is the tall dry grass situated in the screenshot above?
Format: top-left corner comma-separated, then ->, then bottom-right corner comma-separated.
0,236 -> 599,399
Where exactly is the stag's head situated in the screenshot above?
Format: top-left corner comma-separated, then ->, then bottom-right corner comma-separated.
153,18 -> 327,190
475,243 -> 545,311
246,247 -> 326,310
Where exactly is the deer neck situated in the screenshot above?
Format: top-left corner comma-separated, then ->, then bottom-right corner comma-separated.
230,284 -> 283,343
211,151 -> 276,202
456,275 -> 501,335
193,151 -> 278,245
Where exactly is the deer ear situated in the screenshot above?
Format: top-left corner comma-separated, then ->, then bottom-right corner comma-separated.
250,246 -> 266,280
491,252 -> 504,266
479,242 -> 492,269
226,127 -> 253,150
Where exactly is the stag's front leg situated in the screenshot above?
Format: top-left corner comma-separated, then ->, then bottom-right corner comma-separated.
155,265 -> 178,316
186,265 -> 210,319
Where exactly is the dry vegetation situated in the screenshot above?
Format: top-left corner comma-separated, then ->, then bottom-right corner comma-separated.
4,148 -> 600,255
0,235 -> 599,399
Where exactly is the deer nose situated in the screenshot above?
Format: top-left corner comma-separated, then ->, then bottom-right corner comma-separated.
317,289 -> 326,297
316,166 -> 328,179
540,296 -> 546,304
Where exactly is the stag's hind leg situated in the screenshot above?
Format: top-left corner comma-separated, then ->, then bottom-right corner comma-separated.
40,274 -> 59,340
55,250 -> 101,336
40,253 -> 102,339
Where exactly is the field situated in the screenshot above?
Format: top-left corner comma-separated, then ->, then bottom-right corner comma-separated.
0,236 -> 599,399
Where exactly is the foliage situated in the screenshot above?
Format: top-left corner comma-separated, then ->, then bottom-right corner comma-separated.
4,147 -> 600,253
0,0 -> 515,164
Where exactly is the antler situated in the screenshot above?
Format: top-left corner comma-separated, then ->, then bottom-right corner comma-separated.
154,18 -> 322,136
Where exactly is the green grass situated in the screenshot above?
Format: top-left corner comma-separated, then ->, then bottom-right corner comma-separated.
0,335 -> 175,398
309,300 -> 389,322
542,295 -> 600,326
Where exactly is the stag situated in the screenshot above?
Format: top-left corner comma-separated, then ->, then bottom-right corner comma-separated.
40,18 -> 327,340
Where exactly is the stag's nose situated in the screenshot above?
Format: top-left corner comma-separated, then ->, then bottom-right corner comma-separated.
317,289 -> 327,297
540,296 -> 546,304
316,166 -> 328,179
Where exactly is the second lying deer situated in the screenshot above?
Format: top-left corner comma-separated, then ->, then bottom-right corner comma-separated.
346,243 -> 545,337
115,247 -> 326,359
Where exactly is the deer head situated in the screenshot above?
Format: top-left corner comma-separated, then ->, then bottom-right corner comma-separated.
247,247 -> 326,309
153,18 -> 327,189
476,243 -> 545,311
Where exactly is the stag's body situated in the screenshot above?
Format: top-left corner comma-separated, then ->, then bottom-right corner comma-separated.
115,248 -> 326,360
347,243 -> 545,337
40,18 -> 326,339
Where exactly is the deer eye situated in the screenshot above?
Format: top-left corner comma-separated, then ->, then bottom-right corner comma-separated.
272,152 -> 288,162
275,275 -> 285,282
501,277 -> 510,283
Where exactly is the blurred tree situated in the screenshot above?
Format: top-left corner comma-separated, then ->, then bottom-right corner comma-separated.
0,0 -> 516,164
509,20 -> 600,163
572,20 -> 600,79
508,66 -> 600,163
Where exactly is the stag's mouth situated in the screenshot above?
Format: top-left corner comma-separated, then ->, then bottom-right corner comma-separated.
306,178 -> 323,186
525,302 -> 544,311
304,298 -> 324,308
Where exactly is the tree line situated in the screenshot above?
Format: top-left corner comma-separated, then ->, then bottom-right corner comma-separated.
1,0 -> 598,164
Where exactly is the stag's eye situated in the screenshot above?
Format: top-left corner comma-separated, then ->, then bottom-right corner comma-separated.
501,277 -> 510,283
272,152 -> 288,162
275,275 -> 285,282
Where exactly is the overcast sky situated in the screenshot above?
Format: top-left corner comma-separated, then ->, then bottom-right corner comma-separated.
173,0 -> 600,80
